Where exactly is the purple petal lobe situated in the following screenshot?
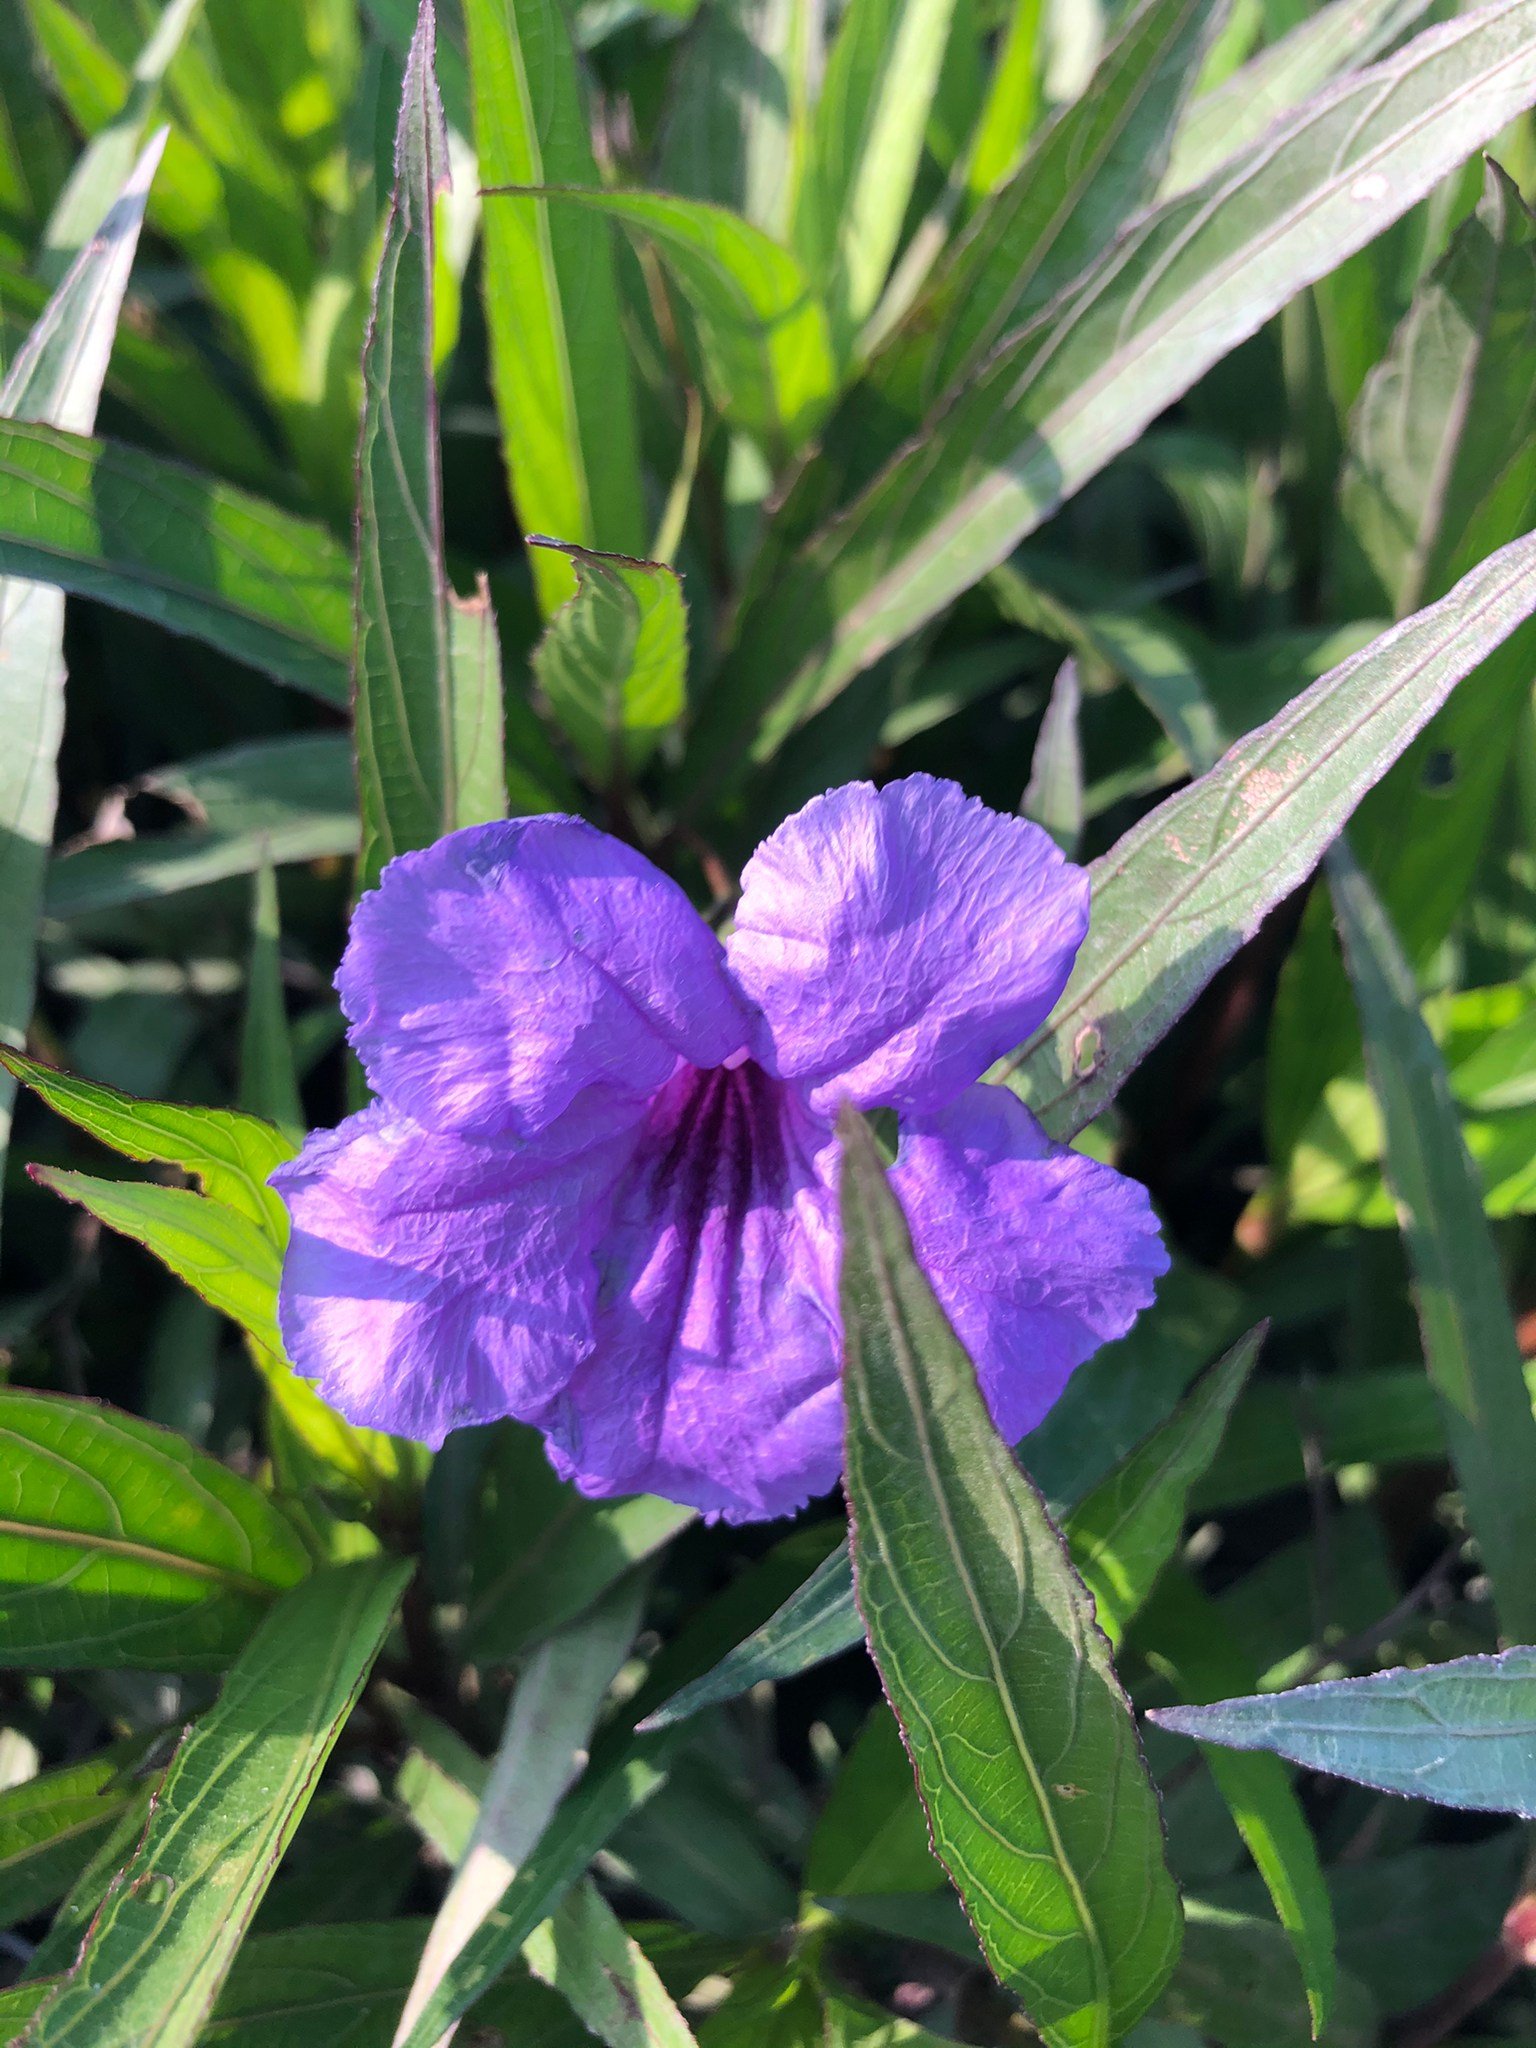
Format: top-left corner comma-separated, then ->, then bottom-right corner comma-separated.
536,1060 -> 844,1521
728,775 -> 1089,1117
272,1102 -> 626,1446
890,1083 -> 1168,1443
338,818 -> 753,1140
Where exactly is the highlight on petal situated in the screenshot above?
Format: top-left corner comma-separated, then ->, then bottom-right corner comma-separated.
534,1060 -> 845,1520
890,1082 -> 1168,1445
727,775 -> 1089,1117
338,817 -> 753,1141
272,1102 -> 627,1446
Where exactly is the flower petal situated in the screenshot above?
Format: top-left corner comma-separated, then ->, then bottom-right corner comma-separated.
727,775 -> 1089,1117
338,818 -> 753,1140
534,1061 -> 844,1520
890,1083 -> 1168,1444
272,1102 -> 627,1446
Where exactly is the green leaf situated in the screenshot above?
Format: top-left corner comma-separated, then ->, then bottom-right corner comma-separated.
395,1728 -> 679,2048
1150,1645 -> 1536,1818
464,0 -> 646,613
804,1705 -> 942,1899
530,539 -> 688,789
0,1742 -> 150,1928
688,0 -> 1536,789
1160,1904 -> 1373,2048
995,527 -> 1536,1142
31,1166 -> 284,1353
1140,1572 -> 1338,2038
1269,158 -> 1536,1165
0,422 -> 353,702
523,1881 -> 701,2048
4,1047 -> 292,1241
38,0 -> 199,275
464,1423 -> 693,1662
1021,656 -> 1083,857
1327,842 -> 1536,1643
238,861 -> 303,1147
1064,1326 -> 1263,1644
399,1574 -> 643,2039
45,736 -> 359,918
637,1536 -> 859,1731
657,0 -> 818,240
0,1387 -> 308,1670
1,135 -> 160,1253
354,0 -> 506,893
1162,0 -> 1433,195
1188,1367 -> 1445,1514
493,186 -> 837,452
21,1558 -> 411,2047
793,0 -> 959,339
839,1105 -> 1181,2046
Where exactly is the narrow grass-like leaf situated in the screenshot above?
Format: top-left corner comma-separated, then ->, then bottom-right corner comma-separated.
20,1557 -> 411,2047
4,1048 -> 291,1240
1150,1646 -> 1536,1817
38,0 -> 199,274
465,0 -> 645,612
691,0 -> 1536,787
638,1537 -> 860,1730
1162,0 -> 1434,194
394,1728 -> 679,2048
1,135 -> 160,1251
530,538 -> 687,788
1141,1572 -> 1338,2037
490,186 -> 836,451
994,527 -> 1536,1140
1327,842 -> 1536,1643
238,862 -> 302,1146
0,423 -> 352,701
839,1105 -> 1181,2046
794,0 -> 959,336
355,0 -> 505,893
396,1575 -> 642,2042
1065,1326 -> 1263,1644
0,1388 -> 308,1670
1021,657 -> 1083,857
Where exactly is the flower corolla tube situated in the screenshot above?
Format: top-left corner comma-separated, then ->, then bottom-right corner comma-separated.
272,775 -> 1168,1520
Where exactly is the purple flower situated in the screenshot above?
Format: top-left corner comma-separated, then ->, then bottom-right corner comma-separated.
272,776 -> 1168,1520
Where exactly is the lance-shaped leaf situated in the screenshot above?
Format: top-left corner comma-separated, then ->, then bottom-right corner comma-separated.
0,1388 -> 308,1670
1269,159 -> 1536,1165
0,422 -> 353,702
355,0 -> 506,893
1151,1647 -> 1536,1818
21,1558 -> 411,2048
1161,0 -> 1434,195
1064,1327 -> 1263,1645
688,0 -> 1536,789
394,1727 -> 679,2048
838,1106 -> 1181,2046
465,0 -> 645,613
1327,842 -> 1536,1643
488,186 -> 837,452
0,135 -> 161,1253
994,526 -> 1536,1141
1021,657 -> 1084,857
3,1048 -> 291,1241
793,0 -> 960,336
531,539 -> 687,788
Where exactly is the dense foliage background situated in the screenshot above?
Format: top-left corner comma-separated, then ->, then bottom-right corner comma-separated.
3,0 -> 1536,2041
